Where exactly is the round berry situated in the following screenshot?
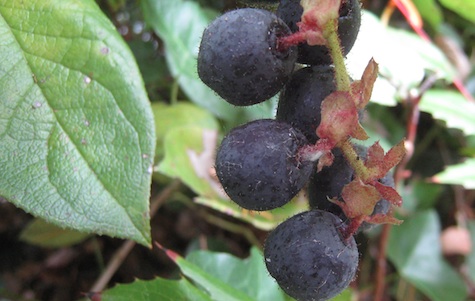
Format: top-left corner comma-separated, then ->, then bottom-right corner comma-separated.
197,8 -> 297,106
264,210 -> 359,301
277,0 -> 361,65
215,119 -> 314,211
276,65 -> 336,144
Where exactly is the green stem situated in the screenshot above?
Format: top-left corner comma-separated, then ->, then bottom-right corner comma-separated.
339,140 -> 369,181
324,20 -> 350,92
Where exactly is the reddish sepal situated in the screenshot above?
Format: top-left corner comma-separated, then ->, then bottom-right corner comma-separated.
317,91 -> 360,144
335,179 -> 381,218
373,181 -> 403,207
350,59 -> 379,109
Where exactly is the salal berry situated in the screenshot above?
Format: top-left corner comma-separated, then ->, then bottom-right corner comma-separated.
198,8 -> 297,106
215,119 -> 314,211
264,210 -> 359,301
276,65 -> 336,144
277,0 -> 361,65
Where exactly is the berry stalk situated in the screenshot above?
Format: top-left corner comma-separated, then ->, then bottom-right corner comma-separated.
294,0 -> 406,237
338,139 -> 370,180
323,19 -> 350,91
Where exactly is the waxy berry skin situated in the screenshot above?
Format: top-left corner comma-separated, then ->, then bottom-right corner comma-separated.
276,65 -> 336,144
264,210 -> 359,301
197,8 -> 297,106
215,119 -> 314,211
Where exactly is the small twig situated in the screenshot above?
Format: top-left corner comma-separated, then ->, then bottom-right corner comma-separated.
89,179 -> 181,293
90,239 -> 136,293
373,223 -> 391,301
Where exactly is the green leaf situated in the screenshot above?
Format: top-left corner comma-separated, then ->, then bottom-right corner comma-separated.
467,220 -> 475,284
0,0 -> 155,246
186,247 -> 289,301
101,277 -> 212,301
419,89 -> 475,136
161,246 -> 254,301
439,0 -> 475,23
152,102 -> 219,158
399,180 -> 442,213
387,210 -> 467,301
141,0 -> 276,125
412,0 -> 443,29
156,127 -> 222,199
19,218 -> 90,248
347,12 -> 455,106
432,158 -> 475,189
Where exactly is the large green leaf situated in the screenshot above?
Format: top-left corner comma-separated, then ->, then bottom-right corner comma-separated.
387,210 -> 467,301
141,0 -> 276,125
186,247 -> 289,301
101,277 -> 212,301
432,158 -> 475,189
439,0 -> 475,23
163,246 -> 255,301
419,89 -> 475,136
0,0 -> 155,246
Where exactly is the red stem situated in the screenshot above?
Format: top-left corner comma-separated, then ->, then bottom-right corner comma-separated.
277,31 -> 307,52
340,216 -> 364,241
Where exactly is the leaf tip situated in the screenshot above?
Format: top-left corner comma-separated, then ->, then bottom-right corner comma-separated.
155,241 -> 180,262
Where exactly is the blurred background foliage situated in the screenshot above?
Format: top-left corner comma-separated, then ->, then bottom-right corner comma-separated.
2,0 -> 475,300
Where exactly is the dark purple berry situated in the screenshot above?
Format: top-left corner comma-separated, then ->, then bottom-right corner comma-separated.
276,65 -> 336,144
264,210 -> 359,301
197,8 -> 297,106
215,119 -> 314,211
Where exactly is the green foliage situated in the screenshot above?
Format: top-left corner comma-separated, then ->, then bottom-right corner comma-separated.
0,0 -> 155,246
101,247 -> 354,301
141,0 -> 276,127
1,0 -> 475,300
420,89 -> 475,136
388,210 -> 468,301
433,158 -> 475,188
19,218 -> 91,248
346,11 -> 455,106
438,0 -> 475,23
101,278 -> 212,301
412,0 -> 443,30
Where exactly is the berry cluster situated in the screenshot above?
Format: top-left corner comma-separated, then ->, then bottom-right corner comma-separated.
198,1 -> 404,300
